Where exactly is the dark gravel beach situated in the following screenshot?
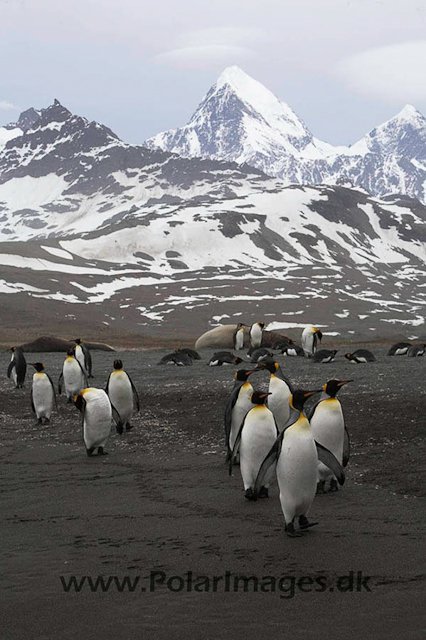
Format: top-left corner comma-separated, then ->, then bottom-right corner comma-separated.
1,345 -> 425,639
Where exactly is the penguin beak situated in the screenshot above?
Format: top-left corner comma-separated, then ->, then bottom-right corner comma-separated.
259,392 -> 272,399
338,380 -> 353,386
304,390 -> 322,398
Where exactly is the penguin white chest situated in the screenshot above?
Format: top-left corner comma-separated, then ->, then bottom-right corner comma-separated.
250,325 -> 262,348
33,373 -> 54,418
267,375 -> 291,431
239,406 -> 277,490
235,330 -> 244,350
63,359 -> 85,397
108,372 -> 133,423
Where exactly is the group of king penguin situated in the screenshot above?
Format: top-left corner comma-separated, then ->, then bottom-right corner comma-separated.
226,323 -> 350,537
7,340 -> 140,457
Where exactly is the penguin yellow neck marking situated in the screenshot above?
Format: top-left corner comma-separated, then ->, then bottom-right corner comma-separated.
252,404 -> 267,411
34,372 -> 45,378
288,414 -> 310,431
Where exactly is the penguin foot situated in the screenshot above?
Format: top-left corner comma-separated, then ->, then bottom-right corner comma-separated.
285,523 -> 302,538
97,447 -> 108,456
86,447 -> 95,457
329,478 -> 339,492
37,418 -> 43,425
116,423 -> 124,435
316,480 -> 326,494
258,486 -> 269,499
299,516 -> 318,530
125,423 -> 134,431
244,488 -> 257,502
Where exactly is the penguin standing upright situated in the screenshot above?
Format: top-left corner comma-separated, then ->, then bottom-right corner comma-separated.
256,361 -> 293,432
7,346 -> 27,388
233,323 -> 245,351
230,391 -> 278,501
255,390 -> 345,536
105,360 -> 140,434
301,326 -> 323,357
224,368 -> 257,459
74,388 -> 115,456
30,363 -> 56,424
307,379 -> 351,493
58,350 -> 87,402
74,339 -> 93,378
249,322 -> 265,349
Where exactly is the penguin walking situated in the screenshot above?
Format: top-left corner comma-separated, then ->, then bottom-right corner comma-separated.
233,323 -> 245,351
254,390 -> 345,537
58,350 -> 88,402
249,322 -> 265,349
224,368 -> 257,460
344,349 -> 375,363
312,349 -> 339,364
105,360 -> 140,434
256,361 -> 294,432
30,363 -> 56,424
307,379 -> 351,493
7,346 -> 27,388
387,342 -> 411,356
74,339 -> 93,378
229,391 -> 278,501
74,388 -> 116,456
301,326 -> 323,357
407,344 -> 426,357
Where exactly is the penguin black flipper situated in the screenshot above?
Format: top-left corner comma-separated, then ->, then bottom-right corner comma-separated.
129,376 -> 140,412
81,344 -> 92,377
105,372 -> 112,395
305,392 -> 324,421
315,441 -> 345,485
7,360 -> 15,379
343,427 -> 350,468
45,373 -> 58,409
58,372 -> 64,395
30,389 -> 35,414
75,359 -> 89,388
110,402 -> 123,433
228,415 -> 247,475
253,432 -> 284,496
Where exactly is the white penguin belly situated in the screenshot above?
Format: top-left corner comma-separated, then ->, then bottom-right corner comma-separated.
83,389 -> 112,449
229,384 -> 253,451
239,408 -> 277,490
267,376 -> 291,431
235,330 -> 244,350
277,424 -> 317,523
33,374 -> 54,419
64,361 -> 85,398
311,400 -> 344,481
108,373 -> 133,424
250,325 -> 262,348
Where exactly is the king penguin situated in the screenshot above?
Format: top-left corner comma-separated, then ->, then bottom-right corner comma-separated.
249,322 -> 265,349
301,325 -> 323,357
233,323 -> 245,351
224,368 -> 258,460
30,362 -> 56,424
254,390 -> 345,536
256,361 -> 294,432
74,388 -> 116,456
307,379 -> 352,493
7,346 -> 27,388
229,391 -> 278,501
58,349 -> 88,402
74,339 -> 93,378
105,359 -> 140,434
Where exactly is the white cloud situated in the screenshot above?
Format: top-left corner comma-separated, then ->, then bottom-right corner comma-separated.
153,26 -> 265,69
0,101 -> 19,111
334,41 -> 426,104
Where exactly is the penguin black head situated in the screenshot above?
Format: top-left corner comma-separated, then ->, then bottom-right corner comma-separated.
235,368 -> 257,381
67,348 -> 75,357
234,357 -> 244,365
251,391 -> 271,405
343,353 -> 352,360
73,393 -> 85,411
30,362 -> 45,372
323,379 -> 352,397
255,361 -> 279,374
11,346 -> 16,352
290,389 -> 321,412
236,322 -> 244,329
75,338 -> 82,344
113,359 -> 123,370
258,322 -> 265,329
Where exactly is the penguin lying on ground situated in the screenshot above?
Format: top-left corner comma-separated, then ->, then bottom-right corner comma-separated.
344,349 -> 375,363
387,342 -> 411,356
7,346 -> 27,388
229,391 -> 278,501
312,349 -> 339,364
254,390 -> 345,537
307,379 -> 352,493
179,348 -> 201,360
208,352 -> 245,366
158,350 -> 194,366
407,344 -> 426,357
281,344 -> 305,357
30,363 -> 57,424
249,348 -> 274,363
224,368 -> 258,462
74,388 -> 119,456
105,360 -> 140,434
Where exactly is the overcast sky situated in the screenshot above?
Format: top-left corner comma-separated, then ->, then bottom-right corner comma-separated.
1,0 -> 426,145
